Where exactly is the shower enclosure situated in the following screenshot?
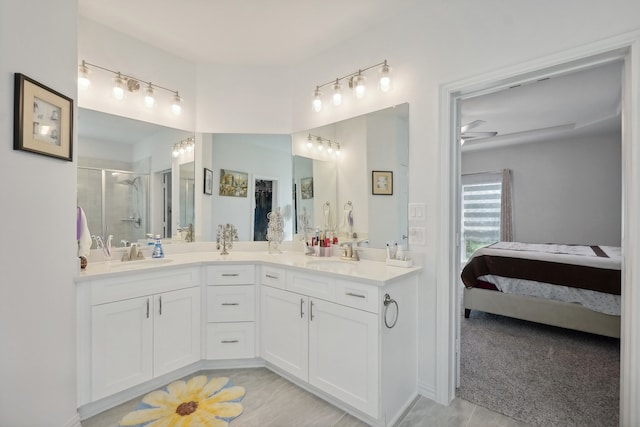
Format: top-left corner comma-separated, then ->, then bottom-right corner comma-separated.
77,167 -> 149,249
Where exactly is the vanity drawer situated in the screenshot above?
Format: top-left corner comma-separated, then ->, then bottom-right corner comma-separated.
287,270 -> 335,302
91,267 -> 201,305
207,285 -> 255,322
207,265 -> 255,285
206,322 -> 255,359
335,279 -> 380,314
261,265 -> 287,289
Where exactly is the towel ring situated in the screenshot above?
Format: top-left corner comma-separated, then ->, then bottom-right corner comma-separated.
383,293 -> 399,329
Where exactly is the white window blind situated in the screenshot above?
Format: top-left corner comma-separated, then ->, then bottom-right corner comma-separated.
461,172 -> 502,262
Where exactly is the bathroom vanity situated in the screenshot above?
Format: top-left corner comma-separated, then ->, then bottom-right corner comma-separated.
76,248 -> 420,426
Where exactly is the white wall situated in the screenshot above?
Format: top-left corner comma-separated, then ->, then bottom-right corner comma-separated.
462,131 -> 622,246
0,1 -> 79,426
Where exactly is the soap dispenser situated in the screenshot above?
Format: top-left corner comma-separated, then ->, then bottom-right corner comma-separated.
152,235 -> 164,258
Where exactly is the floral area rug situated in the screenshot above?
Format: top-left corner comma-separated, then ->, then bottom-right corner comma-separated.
119,375 -> 245,427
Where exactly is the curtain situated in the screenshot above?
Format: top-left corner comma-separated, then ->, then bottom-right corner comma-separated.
500,168 -> 513,242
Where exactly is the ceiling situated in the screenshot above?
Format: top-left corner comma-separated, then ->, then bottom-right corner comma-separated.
78,0 -> 419,66
78,1 -> 623,147
460,60 -> 623,151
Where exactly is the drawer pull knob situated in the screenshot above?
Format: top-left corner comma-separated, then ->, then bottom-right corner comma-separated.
221,273 -> 239,277
221,340 -> 239,344
266,274 -> 278,279
221,302 -> 240,306
346,292 -> 366,299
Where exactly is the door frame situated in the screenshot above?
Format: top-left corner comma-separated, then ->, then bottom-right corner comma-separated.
436,31 -> 640,426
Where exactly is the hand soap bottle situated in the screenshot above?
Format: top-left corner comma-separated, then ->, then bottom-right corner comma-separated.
152,235 -> 164,258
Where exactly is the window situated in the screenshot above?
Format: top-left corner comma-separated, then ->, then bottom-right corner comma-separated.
461,172 -> 502,262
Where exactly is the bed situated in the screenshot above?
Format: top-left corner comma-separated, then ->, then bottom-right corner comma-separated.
460,242 -> 621,338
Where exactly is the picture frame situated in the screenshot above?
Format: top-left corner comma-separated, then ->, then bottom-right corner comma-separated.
204,168 -> 213,195
372,170 -> 393,195
14,73 -> 73,161
219,169 -> 248,197
300,177 -> 314,199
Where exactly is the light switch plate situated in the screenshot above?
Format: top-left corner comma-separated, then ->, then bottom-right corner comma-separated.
408,227 -> 426,245
408,203 -> 425,220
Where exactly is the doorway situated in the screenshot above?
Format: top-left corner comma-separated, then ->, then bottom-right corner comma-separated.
253,178 -> 277,241
437,44 -> 636,421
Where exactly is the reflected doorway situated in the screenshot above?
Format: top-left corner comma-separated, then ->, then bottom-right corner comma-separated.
253,179 -> 276,241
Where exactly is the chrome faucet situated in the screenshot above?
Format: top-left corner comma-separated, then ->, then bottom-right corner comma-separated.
121,243 -> 144,261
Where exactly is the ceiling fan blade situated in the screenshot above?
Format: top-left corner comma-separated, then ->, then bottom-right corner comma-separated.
461,131 -> 498,138
460,120 -> 486,133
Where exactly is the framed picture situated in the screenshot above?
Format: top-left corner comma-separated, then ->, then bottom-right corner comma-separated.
219,169 -> 248,197
372,170 -> 393,195
300,177 -> 314,199
204,168 -> 213,195
14,73 -> 73,161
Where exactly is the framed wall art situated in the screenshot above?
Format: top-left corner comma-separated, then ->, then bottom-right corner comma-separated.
219,169 -> 248,197
204,168 -> 213,195
372,170 -> 393,195
14,73 -> 73,161
300,177 -> 314,199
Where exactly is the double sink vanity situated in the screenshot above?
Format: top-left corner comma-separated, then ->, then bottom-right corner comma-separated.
76,245 -> 420,426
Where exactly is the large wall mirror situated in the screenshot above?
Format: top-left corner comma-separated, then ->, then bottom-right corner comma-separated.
292,103 -> 409,249
77,108 -> 195,248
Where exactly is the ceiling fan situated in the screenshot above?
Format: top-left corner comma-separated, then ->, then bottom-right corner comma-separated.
460,120 -> 498,142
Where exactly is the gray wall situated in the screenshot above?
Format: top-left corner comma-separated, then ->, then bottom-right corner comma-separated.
462,131 -> 621,246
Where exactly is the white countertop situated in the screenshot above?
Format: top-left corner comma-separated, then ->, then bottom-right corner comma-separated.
76,249 -> 421,286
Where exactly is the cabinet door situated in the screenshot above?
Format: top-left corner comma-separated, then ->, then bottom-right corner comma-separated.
92,296 -> 153,400
260,286 -> 308,381
154,287 -> 201,377
308,299 -> 379,417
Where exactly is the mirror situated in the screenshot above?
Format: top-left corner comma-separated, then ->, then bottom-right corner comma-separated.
204,133 -> 293,242
292,103 -> 409,249
77,108 -> 195,246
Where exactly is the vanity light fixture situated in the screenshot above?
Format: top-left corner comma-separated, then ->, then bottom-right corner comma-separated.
172,136 -> 195,157
311,59 -> 392,112
77,60 -> 183,115
312,87 -> 322,112
307,133 -> 341,157
143,83 -> 155,108
78,60 -> 90,90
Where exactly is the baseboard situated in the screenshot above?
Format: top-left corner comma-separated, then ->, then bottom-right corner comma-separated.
64,413 -> 82,427
417,380 -> 436,401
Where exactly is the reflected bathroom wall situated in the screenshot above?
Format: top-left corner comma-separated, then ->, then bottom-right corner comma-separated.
77,167 -> 150,247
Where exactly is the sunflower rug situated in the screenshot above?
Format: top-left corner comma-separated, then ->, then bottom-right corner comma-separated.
119,375 -> 245,427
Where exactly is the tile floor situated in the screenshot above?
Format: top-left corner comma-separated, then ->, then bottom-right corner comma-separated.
81,367 -> 530,427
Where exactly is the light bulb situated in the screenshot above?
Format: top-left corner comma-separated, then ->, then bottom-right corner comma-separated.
336,144 -> 341,156
327,142 -> 333,154
312,87 -> 322,112
316,137 -> 323,151
307,135 -> 313,148
171,92 -> 182,115
353,72 -> 366,99
172,147 -> 179,157
112,73 -> 125,100
179,143 -> 186,154
332,79 -> 342,106
144,84 -> 155,108
379,61 -> 392,92
78,61 -> 90,90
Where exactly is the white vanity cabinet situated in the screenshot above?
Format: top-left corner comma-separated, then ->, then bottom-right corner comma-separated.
78,267 -> 201,404
261,268 -> 394,421
205,264 -> 256,359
